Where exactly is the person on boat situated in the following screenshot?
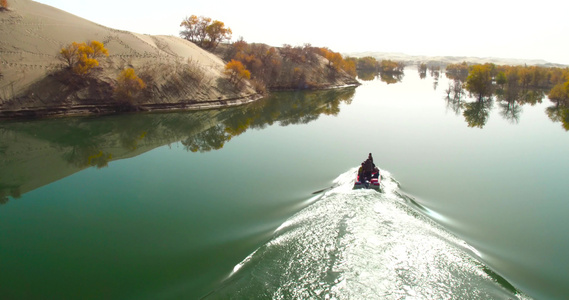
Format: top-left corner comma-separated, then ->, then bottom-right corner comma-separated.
363,157 -> 374,181
358,162 -> 365,182
368,153 -> 374,164
372,166 -> 380,178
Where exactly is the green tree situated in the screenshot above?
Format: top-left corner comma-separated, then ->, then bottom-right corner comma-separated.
496,72 -> 507,87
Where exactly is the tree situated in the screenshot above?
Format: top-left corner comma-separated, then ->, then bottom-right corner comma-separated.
59,41 -> 109,76
465,64 -> 493,100
224,59 -> 250,85
180,15 -> 208,45
0,0 -> 8,11
357,57 -> 379,70
496,72 -> 507,87
114,68 -> 146,101
548,81 -> 569,106
180,15 -> 231,49
379,60 -> 404,73
205,20 -> 232,49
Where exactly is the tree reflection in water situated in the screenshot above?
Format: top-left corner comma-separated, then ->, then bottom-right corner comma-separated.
0,87 -> 357,202
182,88 -> 355,152
463,97 -> 494,128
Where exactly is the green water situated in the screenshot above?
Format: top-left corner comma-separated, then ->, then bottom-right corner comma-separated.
1,71 -> 568,299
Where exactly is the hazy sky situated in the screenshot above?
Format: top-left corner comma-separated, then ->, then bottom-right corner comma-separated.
35,0 -> 569,65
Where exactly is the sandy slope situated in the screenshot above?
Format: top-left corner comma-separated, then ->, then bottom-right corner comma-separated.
0,0 -> 257,116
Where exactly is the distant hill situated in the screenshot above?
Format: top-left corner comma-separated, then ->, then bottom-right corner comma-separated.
346,51 -> 567,68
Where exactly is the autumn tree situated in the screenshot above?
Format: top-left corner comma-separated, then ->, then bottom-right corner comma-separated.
357,56 -> 379,70
548,81 -> 569,106
206,20 -> 232,49
114,68 -> 146,102
0,0 -> 8,11
445,62 -> 469,81
224,59 -> 250,85
465,64 -> 494,100
59,41 -> 109,76
317,48 -> 356,76
379,60 -> 404,73
516,67 -> 531,90
180,15 -> 231,49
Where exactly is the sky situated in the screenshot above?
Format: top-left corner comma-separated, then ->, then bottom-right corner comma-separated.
34,0 -> 569,65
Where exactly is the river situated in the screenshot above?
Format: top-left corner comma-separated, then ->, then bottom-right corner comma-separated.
1,69 -> 567,299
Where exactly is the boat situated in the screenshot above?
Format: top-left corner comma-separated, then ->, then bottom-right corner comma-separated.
353,169 -> 381,191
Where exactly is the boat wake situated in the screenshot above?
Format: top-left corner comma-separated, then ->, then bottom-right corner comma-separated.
206,168 -> 530,299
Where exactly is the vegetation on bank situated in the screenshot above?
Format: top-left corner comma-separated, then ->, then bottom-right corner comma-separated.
4,14 -> 358,117
216,39 -> 357,92
178,15 -> 358,93
57,40 -> 148,109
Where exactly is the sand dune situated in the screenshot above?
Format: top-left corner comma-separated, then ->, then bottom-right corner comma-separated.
0,0 -> 257,116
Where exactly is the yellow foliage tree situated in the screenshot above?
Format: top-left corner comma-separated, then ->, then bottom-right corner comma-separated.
180,15 -> 231,49
548,81 -> 569,105
465,64 -> 494,100
59,41 -> 109,75
114,68 -> 146,101
224,59 -> 250,84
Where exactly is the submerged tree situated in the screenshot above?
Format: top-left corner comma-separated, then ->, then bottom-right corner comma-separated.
548,81 -> 569,106
465,64 -> 494,100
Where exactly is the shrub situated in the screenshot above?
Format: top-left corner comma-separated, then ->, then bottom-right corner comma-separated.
114,68 -> 146,102
59,41 -> 109,76
224,59 -> 250,85
0,0 -> 8,11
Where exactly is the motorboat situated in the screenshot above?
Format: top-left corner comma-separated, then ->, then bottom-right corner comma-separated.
353,170 -> 381,191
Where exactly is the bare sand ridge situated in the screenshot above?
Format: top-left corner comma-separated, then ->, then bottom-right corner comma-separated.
0,0 -> 259,117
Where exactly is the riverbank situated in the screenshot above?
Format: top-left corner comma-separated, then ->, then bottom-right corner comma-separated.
0,0 -> 359,119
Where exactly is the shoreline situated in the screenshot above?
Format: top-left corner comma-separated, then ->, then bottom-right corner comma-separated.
0,93 -> 264,120
0,83 -> 360,120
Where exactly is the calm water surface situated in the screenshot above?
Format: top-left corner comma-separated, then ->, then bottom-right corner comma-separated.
1,70 -> 568,299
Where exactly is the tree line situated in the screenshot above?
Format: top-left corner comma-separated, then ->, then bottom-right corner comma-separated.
179,15 -> 357,92
439,62 -> 569,129
447,62 -> 569,104
221,39 -> 356,92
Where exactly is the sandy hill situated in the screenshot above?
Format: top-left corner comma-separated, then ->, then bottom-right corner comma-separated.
0,0 -> 259,117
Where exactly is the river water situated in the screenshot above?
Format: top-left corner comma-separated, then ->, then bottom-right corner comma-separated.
1,70 -> 568,299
